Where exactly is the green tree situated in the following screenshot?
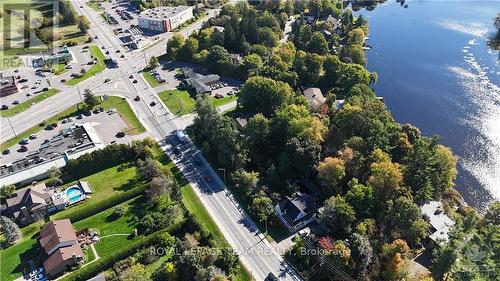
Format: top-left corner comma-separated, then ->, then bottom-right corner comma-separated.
0,185 -> 15,200
83,88 -> 99,109
239,76 -> 293,116
345,178 -> 374,218
166,33 -> 185,59
205,45 -> 231,72
241,53 -> 263,77
317,157 -> 345,196
0,216 -> 21,245
257,27 -> 278,47
231,169 -> 259,198
251,195 -> 274,222
384,197 -> 428,246
307,32 -> 329,55
319,195 -> 356,235
148,55 -> 159,69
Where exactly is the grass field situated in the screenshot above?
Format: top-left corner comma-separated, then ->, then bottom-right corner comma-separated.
73,197 -> 143,258
99,96 -> 146,134
52,63 -> 68,75
50,163 -> 144,221
143,70 -> 165,88
158,89 -> 238,116
0,238 -> 38,281
0,88 -> 60,117
65,45 -> 106,86
158,89 -> 196,116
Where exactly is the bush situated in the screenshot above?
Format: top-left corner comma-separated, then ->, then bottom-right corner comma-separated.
113,205 -> 126,218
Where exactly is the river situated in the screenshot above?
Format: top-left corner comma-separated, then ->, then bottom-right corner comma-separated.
354,0 -> 500,210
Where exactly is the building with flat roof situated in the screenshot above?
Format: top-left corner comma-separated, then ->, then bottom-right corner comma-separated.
0,74 -> 18,97
32,46 -> 73,68
39,219 -> 84,278
0,123 -> 104,186
138,6 -> 194,33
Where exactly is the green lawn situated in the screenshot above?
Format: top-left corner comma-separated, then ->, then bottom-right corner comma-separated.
84,246 -> 96,262
65,45 -> 106,86
52,63 -> 68,75
158,89 -> 196,116
0,104 -> 79,151
210,94 -> 238,108
50,163 -> 144,221
143,70 -> 165,88
73,197 -> 143,258
87,0 -> 104,12
99,96 -> 146,134
0,88 -> 61,117
0,238 -> 38,281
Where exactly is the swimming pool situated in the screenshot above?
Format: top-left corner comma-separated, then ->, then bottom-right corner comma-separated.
66,186 -> 83,203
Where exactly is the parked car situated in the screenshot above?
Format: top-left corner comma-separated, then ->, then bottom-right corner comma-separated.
65,65 -> 73,69
1,105 -> 9,110
18,145 -> 28,152
19,138 -> 29,145
104,78 -> 111,83
105,51 -> 110,55
116,131 -> 125,138
76,114 -> 83,119
107,108 -> 117,114
46,124 -> 54,130
129,75 -> 134,79
19,78 -> 28,83
60,79 -> 66,82
87,61 -> 94,65
120,54 -> 125,58
13,100 -> 20,105
21,85 -> 29,89
51,122 -> 58,127
265,273 -> 279,281
29,134 -> 37,139
2,149 -> 10,155
26,93 -> 32,97
42,87 -> 48,91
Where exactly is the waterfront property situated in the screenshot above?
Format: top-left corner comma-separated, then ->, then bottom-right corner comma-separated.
303,87 -> 327,112
138,6 -> 194,33
39,219 -> 84,278
420,201 -> 455,246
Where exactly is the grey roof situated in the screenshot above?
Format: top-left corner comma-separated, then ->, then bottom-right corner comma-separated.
140,5 -> 191,20
5,183 -> 52,219
182,68 -> 221,94
79,181 -> 93,194
421,201 -> 455,244
303,88 -> 326,107
278,192 -> 318,224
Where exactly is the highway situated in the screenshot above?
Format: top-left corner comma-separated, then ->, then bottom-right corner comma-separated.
1,1 -> 303,280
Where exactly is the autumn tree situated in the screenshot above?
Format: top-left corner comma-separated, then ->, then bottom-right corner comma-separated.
317,157 -> 346,196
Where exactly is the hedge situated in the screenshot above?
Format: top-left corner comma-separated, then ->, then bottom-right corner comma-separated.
60,220 -> 184,281
66,144 -> 137,179
51,185 -> 146,222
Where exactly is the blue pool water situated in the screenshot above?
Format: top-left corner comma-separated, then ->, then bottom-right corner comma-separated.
66,187 -> 83,203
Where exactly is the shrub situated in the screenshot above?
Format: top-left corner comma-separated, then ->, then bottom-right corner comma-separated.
113,205 -> 126,218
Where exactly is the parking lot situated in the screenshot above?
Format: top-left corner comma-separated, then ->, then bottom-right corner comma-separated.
0,108 -> 143,165
0,45 -> 99,108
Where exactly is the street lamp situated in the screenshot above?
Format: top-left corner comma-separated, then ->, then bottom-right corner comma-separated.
218,168 -> 226,185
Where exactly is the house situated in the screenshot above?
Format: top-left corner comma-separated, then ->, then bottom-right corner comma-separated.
303,87 -> 327,110
325,15 -> 342,35
138,6 -> 194,33
39,219 -> 84,278
181,68 -> 221,94
275,191 -> 320,232
420,201 -> 455,246
303,12 -> 316,24
0,74 -> 18,97
3,183 -> 66,225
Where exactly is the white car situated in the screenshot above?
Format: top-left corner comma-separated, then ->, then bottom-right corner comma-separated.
107,108 -> 117,115
65,65 -> 73,69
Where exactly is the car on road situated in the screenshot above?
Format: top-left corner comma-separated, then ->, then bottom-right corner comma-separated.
129,75 -> 134,79
60,79 -> 66,83
19,78 -> 28,83
105,51 -> 110,55
120,54 -> 125,58
1,105 -> 8,110
26,93 -> 32,97
134,95 -> 140,101
133,79 -> 137,83
13,100 -> 20,105
116,50 -> 121,53
104,78 -> 111,83
116,131 -> 125,138
265,273 -> 279,281
150,101 -> 156,106
18,145 -> 28,152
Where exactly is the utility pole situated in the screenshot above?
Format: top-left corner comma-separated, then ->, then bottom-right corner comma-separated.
77,84 -> 84,108
7,118 -> 17,138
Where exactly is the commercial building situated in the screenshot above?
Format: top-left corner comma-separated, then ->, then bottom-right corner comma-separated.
39,219 -> 84,278
0,74 -> 18,97
0,123 -> 104,186
32,46 -> 73,68
138,6 -> 194,33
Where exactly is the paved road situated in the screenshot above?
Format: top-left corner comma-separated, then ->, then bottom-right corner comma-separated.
1,1 -> 303,280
